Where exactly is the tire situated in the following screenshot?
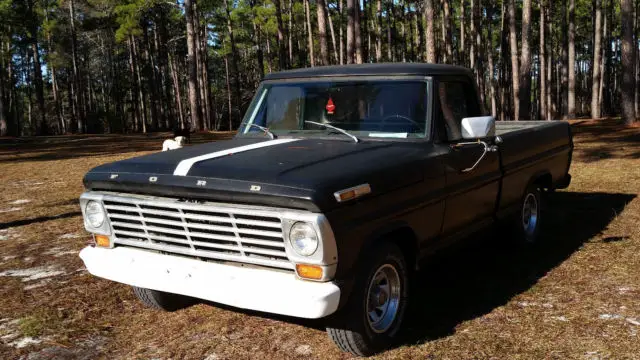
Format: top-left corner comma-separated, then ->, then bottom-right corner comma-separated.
326,243 -> 409,356
132,286 -> 195,312
512,183 -> 543,244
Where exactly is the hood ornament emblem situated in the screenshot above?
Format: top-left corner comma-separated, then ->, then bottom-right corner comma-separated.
250,185 -> 261,192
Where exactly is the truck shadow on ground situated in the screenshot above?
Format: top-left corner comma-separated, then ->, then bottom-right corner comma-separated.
200,191 -> 635,348
401,190 -> 636,345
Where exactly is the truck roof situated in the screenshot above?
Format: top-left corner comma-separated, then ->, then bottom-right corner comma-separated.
263,63 -> 474,80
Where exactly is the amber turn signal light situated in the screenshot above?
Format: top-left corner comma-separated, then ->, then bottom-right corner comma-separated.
94,235 -> 111,248
295,264 -> 324,280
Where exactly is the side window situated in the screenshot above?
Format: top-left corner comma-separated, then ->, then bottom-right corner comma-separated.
437,81 -> 479,142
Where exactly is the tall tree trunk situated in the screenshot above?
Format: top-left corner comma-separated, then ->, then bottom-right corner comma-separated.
354,0 -> 363,63
273,0 -> 288,70
224,56 -> 233,130
68,0 -> 83,132
131,37 -> 148,133
567,0 -> 576,118
45,15 -> 64,134
0,38 -> 5,136
592,0 -> 603,119
347,0 -> 356,63
317,0 -> 329,65
289,0 -> 295,66
339,0 -> 345,64
561,0 -> 568,118
546,1 -> 554,119
518,0 -> 532,120
128,37 -> 140,131
487,3 -> 497,117
376,0 -> 383,61
200,19 -> 212,130
169,53 -> 185,128
224,0 -> 242,127
304,0 -> 316,66
460,0 -> 466,66
508,0 -> 520,120
443,0 -> 452,63
599,7 -> 607,117
424,0 -> 436,62
474,0 -> 484,108
540,1 -> 547,120
143,26 -> 159,131
185,0 -> 202,130
386,1 -> 392,61
498,1 -> 507,120
470,0 -> 476,69
326,2 -> 339,63
621,0 -> 637,125
28,1 -> 46,135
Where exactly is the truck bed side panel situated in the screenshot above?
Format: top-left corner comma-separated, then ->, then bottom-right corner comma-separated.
497,121 -> 572,216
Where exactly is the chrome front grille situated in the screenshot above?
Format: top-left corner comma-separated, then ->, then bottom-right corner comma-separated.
101,194 -> 293,270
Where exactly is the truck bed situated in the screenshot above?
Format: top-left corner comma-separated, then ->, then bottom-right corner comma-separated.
494,120 -> 573,216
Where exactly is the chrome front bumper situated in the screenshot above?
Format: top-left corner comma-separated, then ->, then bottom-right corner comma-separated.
79,246 -> 341,319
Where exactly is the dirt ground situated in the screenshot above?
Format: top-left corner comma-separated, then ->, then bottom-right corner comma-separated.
0,120 -> 639,360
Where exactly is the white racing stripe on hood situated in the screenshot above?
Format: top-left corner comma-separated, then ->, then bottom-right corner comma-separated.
173,138 -> 301,176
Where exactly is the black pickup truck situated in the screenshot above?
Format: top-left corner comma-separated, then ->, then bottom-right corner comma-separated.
78,64 -> 572,356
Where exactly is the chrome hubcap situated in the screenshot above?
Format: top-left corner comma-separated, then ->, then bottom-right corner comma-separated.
522,193 -> 539,238
366,264 -> 401,333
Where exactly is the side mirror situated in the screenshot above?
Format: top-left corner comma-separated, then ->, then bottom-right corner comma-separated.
461,116 -> 496,139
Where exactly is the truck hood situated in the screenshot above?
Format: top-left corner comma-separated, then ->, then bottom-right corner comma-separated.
84,137 -> 425,212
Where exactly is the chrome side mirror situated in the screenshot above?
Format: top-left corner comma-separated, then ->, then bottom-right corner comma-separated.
461,116 -> 496,139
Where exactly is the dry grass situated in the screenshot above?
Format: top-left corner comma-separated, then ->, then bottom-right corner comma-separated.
0,122 -> 638,360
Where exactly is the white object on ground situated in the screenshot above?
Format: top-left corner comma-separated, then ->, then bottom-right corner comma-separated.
9,199 -> 30,205
0,266 -> 65,282
9,336 -> 42,348
162,136 -> 186,151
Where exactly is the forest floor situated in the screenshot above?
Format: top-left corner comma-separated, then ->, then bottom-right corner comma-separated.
0,119 -> 639,360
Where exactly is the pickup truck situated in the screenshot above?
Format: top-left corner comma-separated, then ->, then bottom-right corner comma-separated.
78,63 -> 573,356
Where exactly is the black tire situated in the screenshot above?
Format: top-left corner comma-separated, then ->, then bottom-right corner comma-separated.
512,182 -> 543,244
132,286 -> 195,312
326,243 -> 409,357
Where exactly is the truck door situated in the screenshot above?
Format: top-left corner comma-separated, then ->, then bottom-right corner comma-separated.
434,78 -> 501,237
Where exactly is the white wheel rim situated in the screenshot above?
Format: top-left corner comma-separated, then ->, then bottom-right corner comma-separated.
365,264 -> 401,334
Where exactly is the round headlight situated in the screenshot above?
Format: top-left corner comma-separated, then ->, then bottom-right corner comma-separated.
289,222 -> 319,256
85,201 -> 105,228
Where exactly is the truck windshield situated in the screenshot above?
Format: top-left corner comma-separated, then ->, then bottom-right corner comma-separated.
238,79 -> 431,139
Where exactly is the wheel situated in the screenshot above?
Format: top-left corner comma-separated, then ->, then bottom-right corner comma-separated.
326,243 -> 409,356
512,183 -> 543,244
132,286 -> 195,312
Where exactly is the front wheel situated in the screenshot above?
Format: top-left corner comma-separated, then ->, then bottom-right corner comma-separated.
326,243 -> 409,356
132,286 -> 196,312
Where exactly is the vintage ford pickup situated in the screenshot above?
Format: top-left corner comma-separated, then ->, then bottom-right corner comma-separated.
79,64 -> 573,356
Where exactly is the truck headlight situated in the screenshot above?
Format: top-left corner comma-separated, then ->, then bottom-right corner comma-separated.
289,222 -> 319,256
85,201 -> 105,228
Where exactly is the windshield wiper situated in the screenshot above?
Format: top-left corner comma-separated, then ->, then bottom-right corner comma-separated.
304,121 -> 359,143
247,123 -> 276,139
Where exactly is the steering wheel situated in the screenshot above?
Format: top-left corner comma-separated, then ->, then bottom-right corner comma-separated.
380,114 -> 423,131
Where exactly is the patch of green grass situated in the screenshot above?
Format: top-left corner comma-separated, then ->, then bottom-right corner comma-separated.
18,316 -> 45,337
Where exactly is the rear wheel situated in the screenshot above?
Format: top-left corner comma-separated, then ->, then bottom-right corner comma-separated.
326,243 -> 409,356
132,286 -> 195,312
512,183 -> 543,244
